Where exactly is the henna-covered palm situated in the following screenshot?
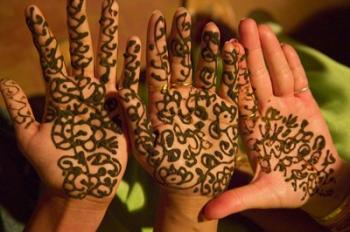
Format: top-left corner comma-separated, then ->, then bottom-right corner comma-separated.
119,8 -> 240,196
205,18 -> 350,219
0,0 -> 140,201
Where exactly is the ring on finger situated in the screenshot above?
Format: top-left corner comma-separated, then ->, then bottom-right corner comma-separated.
295,86 -> 309,94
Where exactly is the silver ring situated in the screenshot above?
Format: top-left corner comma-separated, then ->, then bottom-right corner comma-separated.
295,86 -> 309,94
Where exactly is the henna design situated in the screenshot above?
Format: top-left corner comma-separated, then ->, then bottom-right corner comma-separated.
121,40 -> 141,89
198,31 -> 219,89
26,7 -> 65,81
120,86 -> 238,196
254,107 -> 335,200
117,13 -> 239,196
148,16 -> 170,82
236,50 -> 258,135
170,11 -> 192,82
26,5 -> 122,199
222,48 -> 240,104
0,80 -> 35,128
98,0 -> 118,83
67,0 -> 93,75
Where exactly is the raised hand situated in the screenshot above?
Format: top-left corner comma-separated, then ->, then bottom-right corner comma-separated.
0,0 -> 133,203
118,8 -> 240,199
204,18 -> 350,220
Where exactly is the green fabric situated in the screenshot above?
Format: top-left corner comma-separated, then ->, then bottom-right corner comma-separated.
290,41 -> 350,161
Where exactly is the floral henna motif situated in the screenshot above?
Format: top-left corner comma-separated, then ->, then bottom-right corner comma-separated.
254,107 -> 336,200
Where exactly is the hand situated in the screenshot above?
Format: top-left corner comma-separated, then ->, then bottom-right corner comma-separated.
204,18 -> 350,220
119,8 -> 239,198
118,7 -> 241,231
0,0 -> 141,230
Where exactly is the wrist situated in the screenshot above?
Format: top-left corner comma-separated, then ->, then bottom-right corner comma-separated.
302,158 -> 350,219
155,189 -> 218,232
25,189 -> 111,232
314,194 -> 350,231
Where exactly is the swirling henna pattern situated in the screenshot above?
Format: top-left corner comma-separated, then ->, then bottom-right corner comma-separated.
170,11 -> 192,82
222,48 -> 240,105
67,0 -> 93,74
26,7 -> 65,82
149,16 -> 170,82
120,86 -> 238,196
121,40 -> 141,89
26,4 -> 122,199
254,107 -> 335,200
199,31 -> 219,89
0,80 -> 35,128
98,0 -> 118,83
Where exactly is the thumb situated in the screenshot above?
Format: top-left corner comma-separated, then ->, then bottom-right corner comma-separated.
204,180 -> 277,219
0,79 -> 38,141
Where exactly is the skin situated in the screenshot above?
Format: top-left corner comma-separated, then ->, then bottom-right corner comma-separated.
118,8 -> 242,232
2,2 -> 346,230
204,18 -> 350,221
0,0 -> 141,231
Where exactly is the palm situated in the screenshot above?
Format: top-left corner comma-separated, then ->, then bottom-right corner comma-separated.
243,96 -> 335,206
148,87 -> 237,195
25,74 -> 126,199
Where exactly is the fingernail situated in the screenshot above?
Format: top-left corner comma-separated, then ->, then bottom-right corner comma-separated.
240,17 -> 247,22
151,10 -> 161,15
230,38 -> 238,44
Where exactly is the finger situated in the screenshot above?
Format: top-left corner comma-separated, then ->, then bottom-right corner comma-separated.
147,10 -> 170,92
118,36 -> 142,93
118,88 -> 157,169
204,182 -> 275,219
67,0 -> 94,76
0,79 -> 39,139
219,39 -> 241,103
97,0 -> 119,88
259,25 -> 294,96
281,44 -> 311,97
239,18 -> 273,104
25,5 -> 68,81
232,40 -> 258,117
194,22 -> 220,91
169,7 -> 192,84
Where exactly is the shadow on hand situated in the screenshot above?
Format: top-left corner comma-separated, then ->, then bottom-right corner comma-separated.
0,96 -> 45,225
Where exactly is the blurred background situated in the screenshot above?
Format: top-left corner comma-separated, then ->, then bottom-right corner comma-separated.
1,0 -> 350,231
